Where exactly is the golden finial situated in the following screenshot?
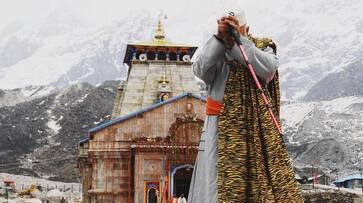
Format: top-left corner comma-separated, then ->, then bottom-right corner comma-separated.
153,10 -> 167,43
154,19 -> 165,40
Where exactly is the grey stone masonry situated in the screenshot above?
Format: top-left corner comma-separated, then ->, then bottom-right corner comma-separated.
112,61 -> 200,117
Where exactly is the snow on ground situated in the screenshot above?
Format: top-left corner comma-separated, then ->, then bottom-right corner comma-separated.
0,173 -> 80,192
46,118 -> 61,135
46,94 -> 62,137
0,198 -> 42,203
76,93 -> 88,103
281,95 -> 363,151
321,96 -> 363,114
281,101 -> 316,127
303,184 -> 363,196
0,173 -> 81,203
281,96 -> 363,128
46,189 -> 64,197
0,85 -> 57,107
20,86 -> 56,98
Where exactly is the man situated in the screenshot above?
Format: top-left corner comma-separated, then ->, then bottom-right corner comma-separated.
188,10 -> 304,203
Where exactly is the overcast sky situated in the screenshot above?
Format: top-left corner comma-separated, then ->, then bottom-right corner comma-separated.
0,0 -> 241,29
0,0 -> 294,32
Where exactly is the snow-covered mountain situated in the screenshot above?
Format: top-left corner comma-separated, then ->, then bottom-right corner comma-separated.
0,0 -> 363,182
0,81 -> 119,181
282,96 -> 363,176
1,81 -> 361,181
0,10 -> 155,89
0,0 -> 362,101
253,0 -> 363,101
304,60 -> 363,101
0,85 -> 57,107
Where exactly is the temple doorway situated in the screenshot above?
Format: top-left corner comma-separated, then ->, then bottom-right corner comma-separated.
147,188 -> 157,203
171,164 -> 193,199
145,182 -> 160,203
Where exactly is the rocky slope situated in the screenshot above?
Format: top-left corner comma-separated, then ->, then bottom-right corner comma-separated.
0,86 -> 57,107
304,60 -> 363,101
1,82 -> 362,182
282,96 -> 363,177
0,80 -> 119,182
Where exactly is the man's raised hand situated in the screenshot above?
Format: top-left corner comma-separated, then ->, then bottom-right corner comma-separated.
216,16 -> 235,48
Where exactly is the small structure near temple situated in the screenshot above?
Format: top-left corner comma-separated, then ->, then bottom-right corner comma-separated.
333,173 -> 363,189
78,17 -> 204,203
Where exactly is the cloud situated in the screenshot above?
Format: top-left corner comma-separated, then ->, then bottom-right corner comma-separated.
0,0 -> 245,29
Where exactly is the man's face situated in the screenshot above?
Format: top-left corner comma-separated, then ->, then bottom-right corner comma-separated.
239,25 -> 249,37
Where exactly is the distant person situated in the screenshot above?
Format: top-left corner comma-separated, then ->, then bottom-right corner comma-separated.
178,194 -> 187,203
172,195 -> 178,203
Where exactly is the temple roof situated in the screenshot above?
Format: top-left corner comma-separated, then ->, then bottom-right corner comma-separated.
79,93 -> 205,145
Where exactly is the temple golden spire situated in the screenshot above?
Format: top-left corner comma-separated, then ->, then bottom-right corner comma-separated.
154,11 -> 166,44
123,12 -> 198,65
154,19 -> 165,41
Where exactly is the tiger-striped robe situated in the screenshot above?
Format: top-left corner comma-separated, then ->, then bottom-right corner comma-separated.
188,35 -> 304,203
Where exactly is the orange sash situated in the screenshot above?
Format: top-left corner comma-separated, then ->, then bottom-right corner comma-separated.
206,97 -> 222,115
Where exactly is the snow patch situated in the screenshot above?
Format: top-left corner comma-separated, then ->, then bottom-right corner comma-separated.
21,86 -> 56,98
76,93 -> 88,103
37,100 -> 45,105
321,96 -> 363,114
281,102 -> 316,127
0,172 -> 81,202
45,94 -> 62,136
47,119 -> 61,135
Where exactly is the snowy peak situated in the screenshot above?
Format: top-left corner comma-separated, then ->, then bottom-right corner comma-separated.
304,60 -> 363,101
282,96 -> 363,175
0,10 -> 156,89
243,0 -> 363,101
0,0 -> 362,102
0,85 -> 57,107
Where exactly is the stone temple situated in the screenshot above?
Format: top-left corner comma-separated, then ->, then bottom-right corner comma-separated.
78,17 -> 206,203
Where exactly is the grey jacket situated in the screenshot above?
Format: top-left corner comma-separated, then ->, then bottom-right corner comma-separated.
188,35 -> 279,203
193,35 -> 279,102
